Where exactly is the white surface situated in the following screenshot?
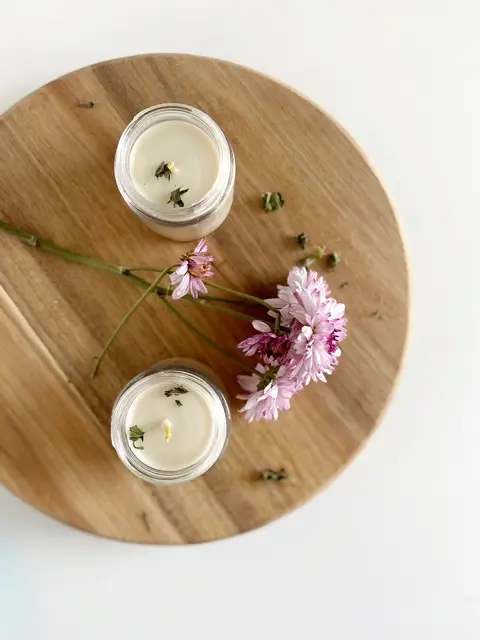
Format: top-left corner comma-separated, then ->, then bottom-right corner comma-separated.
1,1 -> 479,638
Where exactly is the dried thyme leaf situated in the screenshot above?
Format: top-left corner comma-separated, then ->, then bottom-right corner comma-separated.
168,187 -> 189,208
165,385 -> 188,398
262,192 -> 284,212
298,246 -> 325,268
175,399 -> 183,407
296,232 -> 308,250
155,161 -> 177,181
76,101 -> 95,109
326,252 -> 340,269
129,425 -> 145,450
260,468 -> 289,482
339,281 -> 349,289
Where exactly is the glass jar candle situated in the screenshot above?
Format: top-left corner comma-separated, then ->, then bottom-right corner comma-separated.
111,359 -> 230,485
114,104 -> 236,241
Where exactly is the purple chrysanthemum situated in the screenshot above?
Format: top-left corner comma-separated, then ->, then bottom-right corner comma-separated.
237,363 -> 300,422
236,266 -> 347,421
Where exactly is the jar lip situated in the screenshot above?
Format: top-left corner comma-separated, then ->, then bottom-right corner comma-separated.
114,103 -> 235,227
111,363 -> 231,485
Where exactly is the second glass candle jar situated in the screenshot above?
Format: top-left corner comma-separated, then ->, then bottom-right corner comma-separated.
114,103 -> 236,242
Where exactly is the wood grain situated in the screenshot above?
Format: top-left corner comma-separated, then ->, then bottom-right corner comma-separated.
0,54 -> 409,544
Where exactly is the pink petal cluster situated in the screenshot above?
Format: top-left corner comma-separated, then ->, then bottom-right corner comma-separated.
237,266 -> 347,422
170,239 -> 214,299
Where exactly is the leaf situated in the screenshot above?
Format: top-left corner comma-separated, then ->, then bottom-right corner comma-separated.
296,232 -> 307,249
165,385 -> 188,397
262,192 -> 285,212
168,187 -> 189,208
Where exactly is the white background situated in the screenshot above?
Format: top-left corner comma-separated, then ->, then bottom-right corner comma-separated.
1,1 -> 479,638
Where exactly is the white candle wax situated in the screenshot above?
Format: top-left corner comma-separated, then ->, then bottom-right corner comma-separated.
125,377 -> 215,471
130,120 -> 219,208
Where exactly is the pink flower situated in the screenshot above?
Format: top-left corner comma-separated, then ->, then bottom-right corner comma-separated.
291,298 -> 347,384
266,266 -> 329,325
237,363 -> 300,422
170,239 -> 214,299
237,320 -> 290,363
236,267 -> 347,420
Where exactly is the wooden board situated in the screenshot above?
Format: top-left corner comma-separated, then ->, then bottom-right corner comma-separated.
0,54 -> 409,544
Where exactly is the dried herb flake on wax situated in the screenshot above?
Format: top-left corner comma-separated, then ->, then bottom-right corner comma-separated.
155,161 -> 177,181
168,187 -> 189,208
165,385 -> 188,397
129,425 -> 145,450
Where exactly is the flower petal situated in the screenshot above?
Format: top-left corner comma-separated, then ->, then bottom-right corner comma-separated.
171,273 -> 190,299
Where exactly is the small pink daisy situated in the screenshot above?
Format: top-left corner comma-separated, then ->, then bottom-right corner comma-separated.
170,239 -> 214,299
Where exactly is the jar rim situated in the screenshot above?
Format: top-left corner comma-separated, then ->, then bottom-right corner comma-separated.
114,103 -> 235,228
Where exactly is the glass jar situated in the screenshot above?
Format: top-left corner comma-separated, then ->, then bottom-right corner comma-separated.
111,359 -> 230,485
114,104 -> 236,242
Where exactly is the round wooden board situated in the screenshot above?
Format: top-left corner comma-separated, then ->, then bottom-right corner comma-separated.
0,54 -> 408,544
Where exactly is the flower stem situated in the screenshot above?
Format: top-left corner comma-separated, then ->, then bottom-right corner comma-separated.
208,282 -> 278,314
160,298 -> 260,376
0,220 -> 254,306
208,281 -> 282,331
189,299 -> 259,324
91,264 -> 177,377
0,219 -> 126,276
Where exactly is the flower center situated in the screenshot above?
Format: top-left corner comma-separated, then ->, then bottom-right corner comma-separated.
257,365 -> 280,391
326,330 -> 339,354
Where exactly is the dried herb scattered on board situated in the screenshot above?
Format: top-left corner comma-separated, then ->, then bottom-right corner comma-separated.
260,468 -> 289,482
299,246 -> 325,268
262,192 -> 284,212
326,252 -> 340,270
129,425 -> 145,450
76,101 -> 95,109
296,232 -> 308,250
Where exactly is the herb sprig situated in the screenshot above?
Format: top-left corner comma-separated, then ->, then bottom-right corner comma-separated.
129,425 -> 145,450
296,232 -> 308,250
262,192 -> 284,212
168,187 -> 189,208
260,468 -> 289,482
165,385 -> 188,398
155,161 -> 177,181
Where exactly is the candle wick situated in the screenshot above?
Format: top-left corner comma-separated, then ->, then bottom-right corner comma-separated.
161,419 -> 173,442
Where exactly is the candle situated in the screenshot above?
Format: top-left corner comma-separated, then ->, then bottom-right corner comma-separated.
130,121 -> 219,209
114,104 -> 235,242
111,360 -> 230,484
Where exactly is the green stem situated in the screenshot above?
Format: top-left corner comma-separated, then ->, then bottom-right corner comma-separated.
0,220 -> 265,370
123,265 -> 174,274
160,298 -> 260,376
208,282 -> 278,314
0,220 -> 256,307
208,281 -> 281,332
91,264 -> 177,377
189,299 -> 259,324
